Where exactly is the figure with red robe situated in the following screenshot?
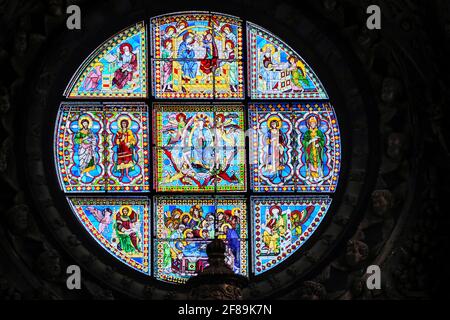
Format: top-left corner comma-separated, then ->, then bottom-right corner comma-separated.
199,31 -> 218,82
114,117 -> 137,182
112,43 -> 137,90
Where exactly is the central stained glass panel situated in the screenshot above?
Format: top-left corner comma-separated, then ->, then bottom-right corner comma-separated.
153,104 -> 246,192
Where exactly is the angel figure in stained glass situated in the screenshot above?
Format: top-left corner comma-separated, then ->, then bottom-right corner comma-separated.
289,205 -> 314,237
86,206 -> 113,234
287,55 -> 310,92
162,25 -> 176,42
162,112 -> 187,146
83,63 -> 103,91
211,113 -> 241,185
220,24 -> 237,46
222,39 -> 238,92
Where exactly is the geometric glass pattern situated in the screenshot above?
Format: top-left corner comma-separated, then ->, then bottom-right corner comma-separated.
251,196 -> 331,275
54,102 -> 150,192
151,12 -> 244,99
67,197 -> 150,274
55,12 -> 342,284
154,196 -> 247,283
249,102 -> 341,192
65,22 -> 147,98
247,22 -> 328,100
153,104 -> 246,192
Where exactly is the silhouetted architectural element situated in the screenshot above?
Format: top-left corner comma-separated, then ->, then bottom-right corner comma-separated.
186,239 -> 248,300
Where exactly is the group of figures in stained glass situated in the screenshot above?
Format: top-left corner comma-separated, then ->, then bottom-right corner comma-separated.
249,103 -> 340,192
55,103 -> 149,192
55,12 -> 341,284
151,13 -> 244,99
153,105 -> 246,192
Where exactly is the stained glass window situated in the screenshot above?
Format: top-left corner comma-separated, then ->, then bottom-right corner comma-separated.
55,12 -> 341,285
151,12 -> 244,99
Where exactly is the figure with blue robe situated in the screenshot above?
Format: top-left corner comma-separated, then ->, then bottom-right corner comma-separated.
177,32 -> 199,80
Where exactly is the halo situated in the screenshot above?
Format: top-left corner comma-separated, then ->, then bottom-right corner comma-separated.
199,229 -> 209,238
119,205 -> 132,216
78,114 -> 92,128
262,43 -> 276,55
220,23 -> 232,33
171,208 -> 183,219
183,228 -> 193,237
194,113 -> 210,126
165,25 -> 176,34
305,114 -> 321,129
231,208 -> 241,217
267,115 -> 282,129
269,205 -> 282,216
180,213 -> 192,222
220,223 -> 232,232
117,114 -> 132,129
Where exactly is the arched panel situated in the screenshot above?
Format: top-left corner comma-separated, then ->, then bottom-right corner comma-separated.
251,196 -> 332,275
67,197 -> 150,275
64,22 -> 147,98
247,22 -> 328,100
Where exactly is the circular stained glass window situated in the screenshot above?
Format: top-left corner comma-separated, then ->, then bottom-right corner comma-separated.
53,11 -> 341,284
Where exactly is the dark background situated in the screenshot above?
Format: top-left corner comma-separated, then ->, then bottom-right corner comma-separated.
0,0 -> 449,300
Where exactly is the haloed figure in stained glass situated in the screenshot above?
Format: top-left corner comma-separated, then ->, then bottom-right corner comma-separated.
162,39 -> 174,92
199,31 -> 218,83
288,56 -> 310,93
189,114 -> 214,170
114,205 -> 141,254
259,44 -> 278,92
263,116 -> 287,178
74,116 -> 97,182
302,114 -> 325,181
222,39 -> 238,92
262,205 -> 286,254
112,43 -> 137,90
178,32 -> 199,81
114,117 -> 137,182
84,63 -> 104,91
